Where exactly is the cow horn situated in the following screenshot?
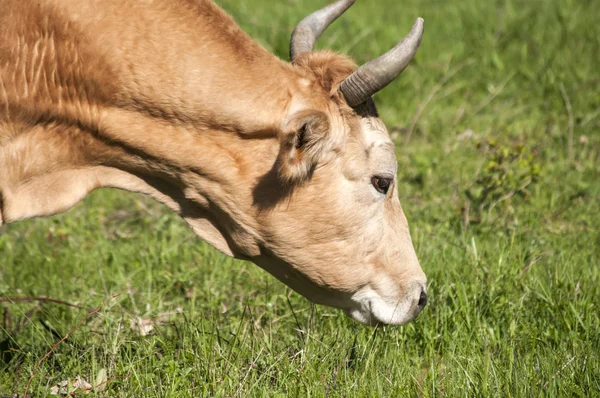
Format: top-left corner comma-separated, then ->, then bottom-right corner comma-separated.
290,0 -> 355,61
340,18 -> 424,107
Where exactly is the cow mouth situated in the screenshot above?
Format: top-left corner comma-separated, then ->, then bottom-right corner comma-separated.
343,306 -> 381,326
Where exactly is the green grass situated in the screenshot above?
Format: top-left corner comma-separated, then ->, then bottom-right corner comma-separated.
1,0 -> 599,396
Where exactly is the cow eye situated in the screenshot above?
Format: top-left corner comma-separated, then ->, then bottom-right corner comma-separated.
371,176 -> 392,194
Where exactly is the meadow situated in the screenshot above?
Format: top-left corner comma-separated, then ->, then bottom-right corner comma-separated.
1,0 -> 598,396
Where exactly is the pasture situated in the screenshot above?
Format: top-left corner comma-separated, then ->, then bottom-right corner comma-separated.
1,0 -> 598,395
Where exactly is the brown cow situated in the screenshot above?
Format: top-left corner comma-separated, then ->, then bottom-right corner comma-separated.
0,0 -> 427,325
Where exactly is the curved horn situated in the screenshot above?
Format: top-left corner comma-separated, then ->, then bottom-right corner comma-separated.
340,18 -> 424,107
290,0 -> 355,61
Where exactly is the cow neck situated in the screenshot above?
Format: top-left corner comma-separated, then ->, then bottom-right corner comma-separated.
91,6 -> 310,257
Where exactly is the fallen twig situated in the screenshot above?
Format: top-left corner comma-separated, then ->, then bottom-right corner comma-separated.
0,297 -> 91,311
1,295 -> 132,316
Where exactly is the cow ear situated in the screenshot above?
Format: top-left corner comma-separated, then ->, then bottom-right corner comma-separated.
277,110 -> 332,184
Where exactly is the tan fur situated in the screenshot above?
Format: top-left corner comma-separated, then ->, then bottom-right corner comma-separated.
0,0 -> 427,325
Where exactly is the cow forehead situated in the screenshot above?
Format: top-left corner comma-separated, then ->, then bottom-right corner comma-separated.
358,117 -> 398,174
360,117 -> 390,143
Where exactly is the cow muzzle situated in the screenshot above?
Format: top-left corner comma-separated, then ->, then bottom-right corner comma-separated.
344,282 -> 427,326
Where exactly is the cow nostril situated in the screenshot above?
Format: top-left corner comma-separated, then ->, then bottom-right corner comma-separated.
418,290 -> 428,308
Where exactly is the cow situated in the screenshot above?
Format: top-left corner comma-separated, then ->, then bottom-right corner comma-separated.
0,0 -> 427,325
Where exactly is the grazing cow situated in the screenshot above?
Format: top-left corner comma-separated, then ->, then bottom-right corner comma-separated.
0,0 -> 428,325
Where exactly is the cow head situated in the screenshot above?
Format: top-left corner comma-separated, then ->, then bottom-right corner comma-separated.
244,0 -> 427,325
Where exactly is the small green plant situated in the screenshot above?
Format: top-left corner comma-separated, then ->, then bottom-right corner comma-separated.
464,138 -> 541,225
